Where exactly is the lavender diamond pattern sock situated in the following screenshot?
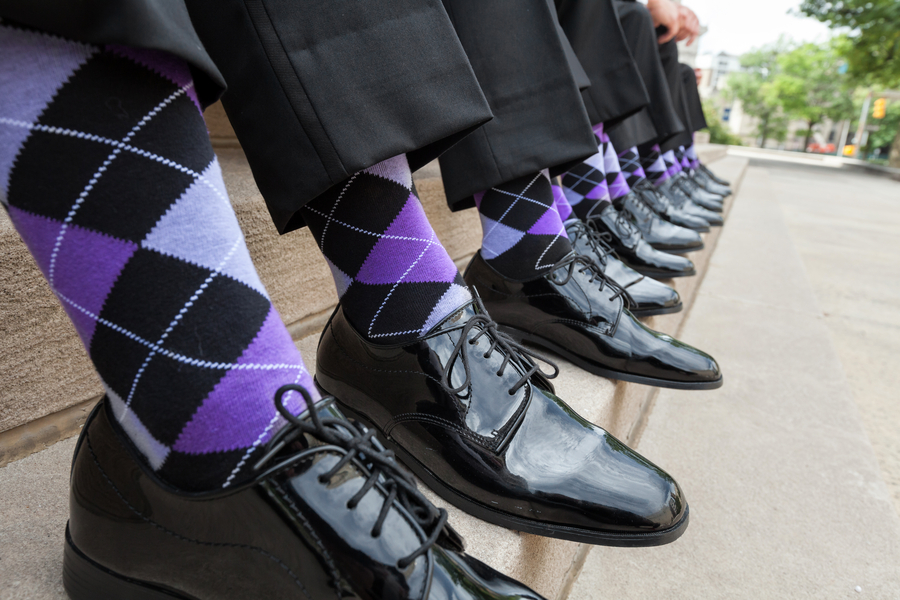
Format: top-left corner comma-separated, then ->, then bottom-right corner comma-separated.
302,154 -> 471,344
599,135 -> 631,201
475,170 -> 572,281
638,143 -> 672,186
662,149 -> 683,179
685,143 -> 701,169
1,27 -> 314,491
560,123 -> 612,221
617,146 -> 651,188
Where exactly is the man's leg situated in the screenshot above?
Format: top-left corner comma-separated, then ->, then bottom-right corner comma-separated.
1,27 -> 315,491
300,154 -> 471,345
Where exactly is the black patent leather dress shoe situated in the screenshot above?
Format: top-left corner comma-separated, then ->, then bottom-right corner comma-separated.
632,179 -> 710,233
693,169 -> 732,196
700,163 -> 731,186
65,391 -> 547,600
316,300 -> 692,546
659,178 -> 724,226
616,191 -> 704,254
676,174 -> 724,213
464,253 -> 722,390
589,204 -> 696,278
564,219 -> 682,317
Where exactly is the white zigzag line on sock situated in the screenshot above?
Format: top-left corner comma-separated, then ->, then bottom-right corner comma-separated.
44,84 -> 192,289
302,204 -> 435,245
52,290 -> 303,371
481,173 -> 542,250
122,234 -> 243,413
368,231 -> 437,339
221,364 -> 308,489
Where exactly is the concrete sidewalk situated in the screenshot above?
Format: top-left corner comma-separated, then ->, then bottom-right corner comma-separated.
571,163 -> 900,598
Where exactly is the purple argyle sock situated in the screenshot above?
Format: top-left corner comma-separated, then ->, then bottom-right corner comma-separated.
638,144 -> 672,186
675,146 -> 691,170
559,123 -> 612,220
618,146 -> 650,188
599,135 -> 631,201
475,170 -> 572,281
551,183 -> 574,222
301,154 -> 471,344
685,143 -> 700,169
662,150 -> 683,179
0,27 -> 315,491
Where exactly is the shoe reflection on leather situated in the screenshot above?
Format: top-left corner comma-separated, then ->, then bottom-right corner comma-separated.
317,298 -> 692,547
65,386 -> 548,600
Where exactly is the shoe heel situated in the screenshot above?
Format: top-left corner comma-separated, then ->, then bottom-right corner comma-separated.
64,525 -> 187,600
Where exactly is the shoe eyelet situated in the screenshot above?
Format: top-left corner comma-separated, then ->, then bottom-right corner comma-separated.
483,353 -> 491,359
496,371 -> 503,377
507,389 -> 516,396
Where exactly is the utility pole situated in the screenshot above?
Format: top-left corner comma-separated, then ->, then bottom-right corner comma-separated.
836,119 -> 850,157
852,92 -> 872,159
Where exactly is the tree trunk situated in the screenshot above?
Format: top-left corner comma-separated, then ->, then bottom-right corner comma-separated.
760,115 -> 769,148
889,127 -> 900,169
803,121 -> 814,152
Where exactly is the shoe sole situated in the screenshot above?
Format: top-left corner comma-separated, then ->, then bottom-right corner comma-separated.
326,393 -> 691,548
629,267 -> 697,279
648,242 -> 705,255
629,302 -> 683,317
64,526 -> 192,599
499,326 -> 724,391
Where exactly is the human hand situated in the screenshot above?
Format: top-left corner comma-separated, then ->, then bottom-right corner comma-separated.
676,5 -> 700,46
646,0 -> 681,44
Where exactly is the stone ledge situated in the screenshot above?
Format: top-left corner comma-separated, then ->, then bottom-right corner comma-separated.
0,103 -> 734,473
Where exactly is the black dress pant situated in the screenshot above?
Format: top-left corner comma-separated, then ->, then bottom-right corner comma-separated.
604,0 -> 684,151
555,0 -> 649,126
438,0 -> 598,210
3,0 -> 497,234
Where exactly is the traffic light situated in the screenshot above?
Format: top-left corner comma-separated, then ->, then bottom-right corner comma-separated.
873,97 -> 886,119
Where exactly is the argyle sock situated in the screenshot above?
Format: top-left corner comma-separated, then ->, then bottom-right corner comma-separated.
638,143 -> 672,186
676,146 -> 692,171
560,124 -> 612,221
475,170 -> 572,281
662,149 -> 683,179
301,154 -> 471,344
618,146 -> 651,188
0,27 -> 315,491
599,135 -> 631,201
551,183 -> 574,222
685,143 -> 700,170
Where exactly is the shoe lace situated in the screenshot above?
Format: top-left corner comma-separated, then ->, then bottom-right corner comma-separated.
254,384 -> 448,569
633,180 -> 672,212
545,235 -> 639,308
566,219 -> 615,266
623,192 -> 656,225
443,297 -> 559,396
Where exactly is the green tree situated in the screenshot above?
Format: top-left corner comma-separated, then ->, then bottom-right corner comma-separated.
799,0 -> 900,88
799,0 -> 900,166
701,100 -> 743,146
725,40 -> 790,147
867,100 -> 900,157
771,42 -> 855,150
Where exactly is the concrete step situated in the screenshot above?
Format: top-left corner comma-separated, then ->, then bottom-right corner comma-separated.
0,103 -> 745,598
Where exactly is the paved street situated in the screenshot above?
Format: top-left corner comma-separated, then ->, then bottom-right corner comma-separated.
574,154 -> 900,599
2,153 -> 899,599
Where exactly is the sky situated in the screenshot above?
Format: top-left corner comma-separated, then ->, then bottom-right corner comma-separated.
686,0 -> 834,57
